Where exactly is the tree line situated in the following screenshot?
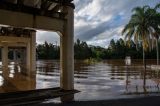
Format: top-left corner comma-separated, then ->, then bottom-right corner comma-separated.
36,38 -> 160,60
0,38 -> 159,60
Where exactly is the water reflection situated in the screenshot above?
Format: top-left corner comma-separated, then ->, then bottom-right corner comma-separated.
0,59 -> 160,101
36,60 -> 60,89
0,62 -> 36,93
74,60 -> 160,100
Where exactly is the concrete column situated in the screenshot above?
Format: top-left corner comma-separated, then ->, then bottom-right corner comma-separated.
26,41 -> 31,73
2,45 -> 8,68
26,31 -> 36,75
30,31 -> 36,72
60,6 -> 74,90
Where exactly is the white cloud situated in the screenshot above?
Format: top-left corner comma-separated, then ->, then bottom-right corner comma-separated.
86,26 -> 124,47
36,0 -> 160,47
36,30 -> 59,45
76,0 -> 101,18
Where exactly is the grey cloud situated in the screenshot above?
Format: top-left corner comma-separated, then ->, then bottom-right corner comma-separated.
36,0 -> 160,47
75,13 -> 125,41
74,0 -> 92,12
36,31 -> 60,44
76,20 -> 116,41
74,0 -> 160,44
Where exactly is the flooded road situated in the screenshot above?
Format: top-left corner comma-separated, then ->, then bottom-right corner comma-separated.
73,60 -> 160,100
0,60 -> 160,101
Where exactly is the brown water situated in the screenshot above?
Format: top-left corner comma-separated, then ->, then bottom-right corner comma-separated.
0,60 -> 160,101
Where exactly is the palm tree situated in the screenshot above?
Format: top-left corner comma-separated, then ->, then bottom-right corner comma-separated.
152,4 -> 160,65
122,6 -> 155,86
141,3 -> 160,66
122,6 -> 153,66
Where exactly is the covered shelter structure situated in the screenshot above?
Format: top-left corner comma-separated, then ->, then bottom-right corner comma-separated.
0,0 -> 75,90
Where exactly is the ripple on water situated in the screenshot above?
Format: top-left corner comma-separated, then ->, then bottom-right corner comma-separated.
0,60 -> 160,101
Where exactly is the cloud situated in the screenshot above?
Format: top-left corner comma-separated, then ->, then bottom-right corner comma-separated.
37,0 -> 160,47
36,31 -> 59,45
87,26 -> 124,48
73,0 -> 160,47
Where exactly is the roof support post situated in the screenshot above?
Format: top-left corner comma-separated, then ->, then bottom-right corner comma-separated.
60,5 -> 74,90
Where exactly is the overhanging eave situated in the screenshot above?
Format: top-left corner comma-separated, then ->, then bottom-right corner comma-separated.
0,9 -> 64,32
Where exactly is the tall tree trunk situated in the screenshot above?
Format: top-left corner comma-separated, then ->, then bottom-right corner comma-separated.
143,47 -> 145,65
143,47 -> 146,86
156,38 -> 159,65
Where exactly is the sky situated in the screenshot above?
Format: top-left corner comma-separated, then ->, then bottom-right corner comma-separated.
37,0 -> 160,48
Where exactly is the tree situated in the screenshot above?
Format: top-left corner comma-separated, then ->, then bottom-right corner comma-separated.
122,5 -> 159,85
36,41 -> 60,59
151,4 -> 160,65
122,6 -> 155,67
109,39 -> 116,51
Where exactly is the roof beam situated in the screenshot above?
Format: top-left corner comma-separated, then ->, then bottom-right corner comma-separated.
0,1 -> 65,19
0,42 -> 27,47
0,36 -> 30,43
0,9 -> 64,32
50,4 -> 61,12
47,0 -> 73,4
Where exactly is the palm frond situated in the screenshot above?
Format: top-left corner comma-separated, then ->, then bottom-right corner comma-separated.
155,3 -> 160,10
122,5 -> 159,51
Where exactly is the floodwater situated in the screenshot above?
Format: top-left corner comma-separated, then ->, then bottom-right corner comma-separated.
0,60 -> 160,101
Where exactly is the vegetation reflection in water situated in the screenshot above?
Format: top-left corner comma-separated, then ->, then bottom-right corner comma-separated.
0,60 -> 160,100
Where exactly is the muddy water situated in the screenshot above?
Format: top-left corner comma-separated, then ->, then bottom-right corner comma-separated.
0,60 -> 160,100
